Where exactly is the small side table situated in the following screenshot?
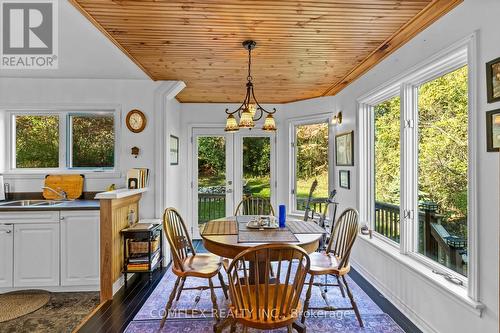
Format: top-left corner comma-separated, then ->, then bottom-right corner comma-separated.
121,223 -> 163,287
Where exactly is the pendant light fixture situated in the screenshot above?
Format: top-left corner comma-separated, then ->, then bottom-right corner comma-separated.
224,40 -> 277,132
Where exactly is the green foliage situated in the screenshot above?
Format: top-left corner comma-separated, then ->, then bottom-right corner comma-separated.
243,137 -> 270,177
72,116 -> 114,168
375,66 -> 468,231
296,123 -> 329,180
374,96 -> 401,205
418,66 -> 468,222
16,115 -> 59,168
197,137 -> 226,177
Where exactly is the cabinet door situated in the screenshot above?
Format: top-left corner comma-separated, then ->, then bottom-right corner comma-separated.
0,225 -> 13,288
13,223 -> 60,287
60,211 -> 100,286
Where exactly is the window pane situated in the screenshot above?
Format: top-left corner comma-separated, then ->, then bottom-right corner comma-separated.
71,115 -> 114,168
374,96 -> 401,243
197,136 -> 226,226
15,115 -> 59,168
242,137 -> 271,200
295,123 -> 329,211
417,66 -> 468,276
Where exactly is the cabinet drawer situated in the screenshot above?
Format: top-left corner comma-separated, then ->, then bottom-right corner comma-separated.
0,211 -> 60,223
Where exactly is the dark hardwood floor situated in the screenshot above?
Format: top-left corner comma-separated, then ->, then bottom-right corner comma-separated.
76,266 -> 167,333
77,240 -> 422,333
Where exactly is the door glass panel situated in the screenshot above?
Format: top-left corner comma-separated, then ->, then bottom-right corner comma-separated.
417,66 -> 468,276
197,136 -> 226,227
295,123 -> 329,211
374,96 -> 401,243
242,137 -> 271,200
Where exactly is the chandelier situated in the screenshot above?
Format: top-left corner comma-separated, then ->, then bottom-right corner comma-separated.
224,40 -> 277,132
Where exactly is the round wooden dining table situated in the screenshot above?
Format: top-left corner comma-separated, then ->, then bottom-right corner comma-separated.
200,216 -> 324,278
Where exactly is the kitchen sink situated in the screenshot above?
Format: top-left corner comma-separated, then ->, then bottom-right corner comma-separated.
0,200 -> 65,207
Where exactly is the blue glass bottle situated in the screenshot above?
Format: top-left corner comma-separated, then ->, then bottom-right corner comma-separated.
279,205 -> 286,228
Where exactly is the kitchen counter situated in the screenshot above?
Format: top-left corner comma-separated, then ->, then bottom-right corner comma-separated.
0,200 -> 100,211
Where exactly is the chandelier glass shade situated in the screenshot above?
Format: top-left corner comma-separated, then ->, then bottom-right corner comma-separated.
224,40 -> 277,132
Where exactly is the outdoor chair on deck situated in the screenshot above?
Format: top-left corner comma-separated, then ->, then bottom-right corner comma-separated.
301,208 -> 363,327
234,196 -> 275,216
160,208 -> 228,329
216,243 -> 311,333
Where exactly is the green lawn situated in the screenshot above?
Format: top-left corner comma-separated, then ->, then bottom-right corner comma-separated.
198,173 -> 328,199
198,174 -> 225,187
296,172 -> 329,199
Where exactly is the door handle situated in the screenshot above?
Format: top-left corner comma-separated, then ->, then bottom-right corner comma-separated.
1,230 -> 11,234
227,189 -> 233,193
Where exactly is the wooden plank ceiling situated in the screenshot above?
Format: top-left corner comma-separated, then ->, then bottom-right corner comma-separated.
70,0 -> 461,103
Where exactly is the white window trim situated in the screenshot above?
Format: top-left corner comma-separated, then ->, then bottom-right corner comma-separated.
2,104 -> 121,175
287,113 -> 333,215
357,33 -> 479,303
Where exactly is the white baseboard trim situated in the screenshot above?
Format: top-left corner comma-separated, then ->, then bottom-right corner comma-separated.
0,285 -> 99,293
112,273 -> 134,295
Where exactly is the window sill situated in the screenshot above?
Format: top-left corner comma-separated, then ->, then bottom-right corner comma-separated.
355,234 -> 485,316
1,170 -> 122,179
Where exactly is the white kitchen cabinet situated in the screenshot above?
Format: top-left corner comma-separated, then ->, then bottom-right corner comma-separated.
13,223 -> 60,287
60,211 -> 100,286
0,225 -> 13,288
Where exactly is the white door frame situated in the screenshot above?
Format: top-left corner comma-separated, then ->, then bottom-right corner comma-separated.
189,127 -> 277,239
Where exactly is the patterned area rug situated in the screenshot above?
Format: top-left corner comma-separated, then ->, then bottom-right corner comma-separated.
125,267 -> 404,332
0,291 -> 99,333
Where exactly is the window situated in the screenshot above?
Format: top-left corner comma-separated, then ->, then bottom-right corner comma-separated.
11,110 -> 117,171
417,66 -> 468,276
15,115 -> 59,168
291,120 -> 329,212
374,96 -> 401,243
69,114 -> 115,168
358,39 -> 476,293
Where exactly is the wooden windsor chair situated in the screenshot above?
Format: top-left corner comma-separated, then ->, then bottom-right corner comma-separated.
309,191 -> 346,299
301,208 -> 363,327
216,243 -> 311,333
159,208 -> 228,329
234,196 -> 275,216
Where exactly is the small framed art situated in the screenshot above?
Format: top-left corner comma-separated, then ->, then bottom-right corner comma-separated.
335,131 -> 354,166
170,135 -> 179,165
486,109 -> 500,152
486,57 -> 500,103
339,170 -> 350,189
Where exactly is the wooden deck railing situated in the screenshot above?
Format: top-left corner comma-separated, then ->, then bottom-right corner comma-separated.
374,201 -> 401,242
296,197 -> 328,214
198,193 -> 226,224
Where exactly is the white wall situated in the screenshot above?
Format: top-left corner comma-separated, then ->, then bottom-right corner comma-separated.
0,77 -> 162,217
165,97 -> 184,215
0,0 -> 147,80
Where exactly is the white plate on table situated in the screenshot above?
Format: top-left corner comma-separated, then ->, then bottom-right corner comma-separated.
246,216 -> 279,229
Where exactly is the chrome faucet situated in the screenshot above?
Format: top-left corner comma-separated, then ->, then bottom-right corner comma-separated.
41,186 -> 68,200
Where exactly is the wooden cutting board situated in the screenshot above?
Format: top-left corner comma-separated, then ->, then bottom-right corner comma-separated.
43,174 -> 84,200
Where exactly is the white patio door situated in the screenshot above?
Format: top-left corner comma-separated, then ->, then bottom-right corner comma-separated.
191,128 -> 276,239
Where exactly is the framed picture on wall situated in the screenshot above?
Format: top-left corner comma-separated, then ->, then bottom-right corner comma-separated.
339,170 -> 350,189
335,131 -> 354,166
486,109 -> 500,152
170,135 -> 179,165
486,57 -> 500,103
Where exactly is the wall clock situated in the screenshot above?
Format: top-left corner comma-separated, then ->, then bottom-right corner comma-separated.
126,109 -> 147,133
